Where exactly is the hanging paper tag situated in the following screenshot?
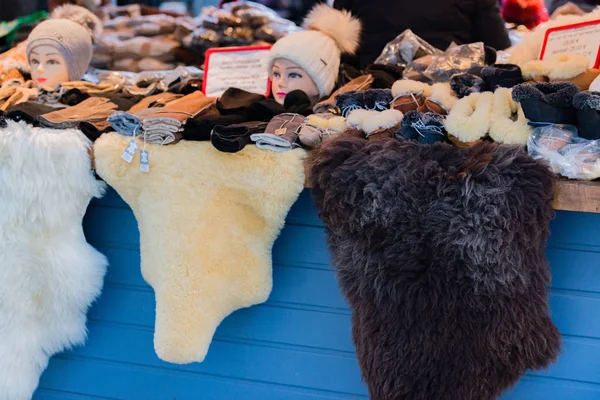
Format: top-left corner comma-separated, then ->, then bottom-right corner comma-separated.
121,139 -> 140,163
274,127 -> 287,136
140,149 -> 150,173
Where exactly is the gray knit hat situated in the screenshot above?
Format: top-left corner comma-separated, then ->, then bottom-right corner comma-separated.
27,5 -> 102,81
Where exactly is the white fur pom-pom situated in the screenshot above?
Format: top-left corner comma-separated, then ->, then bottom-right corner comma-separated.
303,4 -> 361,55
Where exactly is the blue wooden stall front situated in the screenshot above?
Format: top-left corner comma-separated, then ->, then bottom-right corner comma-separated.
32,188 -> 600,400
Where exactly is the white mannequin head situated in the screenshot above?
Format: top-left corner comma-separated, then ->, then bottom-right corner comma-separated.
28,45 -> 70,90
270,58 -> 321,105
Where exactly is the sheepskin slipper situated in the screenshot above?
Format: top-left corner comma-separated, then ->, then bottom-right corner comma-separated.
0,121 -> 107,400
512,82 -> 579,124
391,79 -> 432,98
93,133 -> 305,364
450,73 -> 487,99
347,109 -> 403,135
489,88 -> 532,145
397,110 -> 448,144
445,91 -> 494,143
481,64 -> 524,90
307,136 -> 561,400
556,68 -> 600,91
523,55 -> 591,83
573,91 -> 600,140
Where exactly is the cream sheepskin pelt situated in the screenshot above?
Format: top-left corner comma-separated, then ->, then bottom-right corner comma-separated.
508,9 -> 600,66
445,92 -> 494,143
391,80 -> 432,98
93,133 -> 305,364
0,121 -> 107,400
489,88 -> 532,145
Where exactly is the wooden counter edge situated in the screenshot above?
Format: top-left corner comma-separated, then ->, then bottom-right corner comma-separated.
553,179 -> 600,214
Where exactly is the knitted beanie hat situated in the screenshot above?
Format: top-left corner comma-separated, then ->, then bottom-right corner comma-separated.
267,4 -> 361,99
27,5 -> 102,82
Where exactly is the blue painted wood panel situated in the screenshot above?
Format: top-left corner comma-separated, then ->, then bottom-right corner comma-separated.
33,189 -> 600,399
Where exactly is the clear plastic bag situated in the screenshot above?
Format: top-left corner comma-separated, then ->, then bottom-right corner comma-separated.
528,123 -> 600,180
375,29 -> 441,68
423,42 -> 486,83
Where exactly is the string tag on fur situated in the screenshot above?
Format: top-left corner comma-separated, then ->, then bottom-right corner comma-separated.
140,130 -> 149,173
121,139 -> 140,163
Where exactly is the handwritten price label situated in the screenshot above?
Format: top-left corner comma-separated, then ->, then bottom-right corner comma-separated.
540,19 -> 600,68
202,46 -> 272,98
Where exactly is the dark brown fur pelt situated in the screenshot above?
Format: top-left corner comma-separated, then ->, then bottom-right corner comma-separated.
307,137 -> 561,400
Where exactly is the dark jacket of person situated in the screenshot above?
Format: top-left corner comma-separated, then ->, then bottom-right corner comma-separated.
548,0 -> 600,13
333,0 -> 512,68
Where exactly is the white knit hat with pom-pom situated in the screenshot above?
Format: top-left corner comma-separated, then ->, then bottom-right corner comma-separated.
26,5 -> 102,81
267,4 -> 361,98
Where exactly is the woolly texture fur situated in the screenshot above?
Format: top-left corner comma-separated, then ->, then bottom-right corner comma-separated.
391,79 -> 432,98
573,90 -> 600,110
445,91 -> 494,142
93,134 -> 305,364
308,136 -> 561,400
512,81 -> 579,107
303,4 -> 361,55
0,121 -> 107,400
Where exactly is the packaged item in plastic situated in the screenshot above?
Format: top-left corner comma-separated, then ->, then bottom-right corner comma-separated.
375,29 -> 441,68
423,42 -> 486,83
528,123 -> 600,180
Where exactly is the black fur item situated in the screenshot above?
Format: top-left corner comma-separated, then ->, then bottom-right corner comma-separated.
308,137 -> 561,400
512,82 -> 579,124
450,73 -> 487,98
481,63 -> 524,90
335,89 -> 392,117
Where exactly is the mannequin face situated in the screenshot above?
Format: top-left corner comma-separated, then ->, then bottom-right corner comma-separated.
29,45 -> 70,90
271,58 -> 320,105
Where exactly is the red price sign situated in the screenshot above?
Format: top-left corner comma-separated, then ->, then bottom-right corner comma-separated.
539,19 -> 600,68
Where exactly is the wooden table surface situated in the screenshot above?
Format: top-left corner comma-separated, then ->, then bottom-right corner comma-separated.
554,179 -> 600,214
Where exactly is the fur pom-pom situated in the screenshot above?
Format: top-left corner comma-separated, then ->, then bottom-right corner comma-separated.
51,4 -> 103,42
392,79 -> 432,98
303,4 -> 361,55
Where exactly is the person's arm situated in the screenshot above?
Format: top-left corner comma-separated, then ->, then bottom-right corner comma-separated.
472,0 -> 512,50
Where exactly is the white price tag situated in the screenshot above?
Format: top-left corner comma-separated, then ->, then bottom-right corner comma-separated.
540,19 -> 600,67
202,45 -> 272,98
121,139 -> 140,163
140,149 -> 150,173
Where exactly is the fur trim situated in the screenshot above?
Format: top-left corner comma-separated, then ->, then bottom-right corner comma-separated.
512,82 -> 579,108
573,90 -> 600,110
445,92 -> 494,142
450,73 -> 486,99
430,83 -> 458,111
93,134 -> 305,364
391,80 -> 432,98
0,121 -> 107,400
347,109 -> 403,134
522,60 -> 545,80
328,116 -> 348,132
547,54 -> 590,80
303,4 -> 361,55
489,88 -> 532,145
307,136 -> 560,400
51,4 -> 103,42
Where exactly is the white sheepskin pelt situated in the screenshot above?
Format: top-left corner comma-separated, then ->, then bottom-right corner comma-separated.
508,9 -> 600,67
445,92 -> 494,143
0,121 -> 108,400
93,133 -> 306,364
489,88 -> 532,145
